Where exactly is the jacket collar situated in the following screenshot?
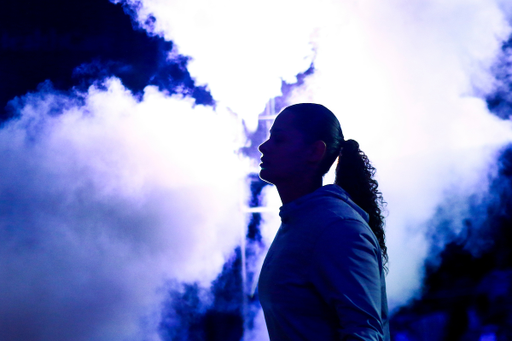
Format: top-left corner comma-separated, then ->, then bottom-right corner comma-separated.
278,184 -> 369,223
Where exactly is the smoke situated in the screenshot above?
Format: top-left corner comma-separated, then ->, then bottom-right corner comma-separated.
4,0 -> 512,339
118,0 -> 512,317
0,79 -> 247,340
284,0 -> 512,309
113,0 -> 318,131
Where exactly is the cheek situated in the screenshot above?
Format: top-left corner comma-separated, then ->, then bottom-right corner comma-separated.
289,146 -> 308,163
281,150 -> 307,171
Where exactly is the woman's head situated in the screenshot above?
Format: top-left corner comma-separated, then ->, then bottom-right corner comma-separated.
259,103 -> 343,185
258,103 -> 343,186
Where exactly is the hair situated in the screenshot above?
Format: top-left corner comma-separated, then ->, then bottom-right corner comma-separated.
283,103 -> 388,270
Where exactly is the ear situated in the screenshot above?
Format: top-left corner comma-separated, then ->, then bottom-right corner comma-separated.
307,140 -> 327,163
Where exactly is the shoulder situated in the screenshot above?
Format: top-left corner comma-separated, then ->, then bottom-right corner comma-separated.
308,195 -> 367,225
325,217 -> 377,242
314,217 -> 381,259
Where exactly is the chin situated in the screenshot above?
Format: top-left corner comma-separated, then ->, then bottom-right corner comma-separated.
259,169 -> 275,185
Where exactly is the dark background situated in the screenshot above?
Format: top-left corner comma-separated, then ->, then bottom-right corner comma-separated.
0,0 -> 213,123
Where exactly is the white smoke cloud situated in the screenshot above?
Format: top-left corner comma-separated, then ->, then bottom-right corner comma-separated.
114,0 -> 319,131
0,79 -> 248,341
118,0 -> 512,330
284,0 -> 512,309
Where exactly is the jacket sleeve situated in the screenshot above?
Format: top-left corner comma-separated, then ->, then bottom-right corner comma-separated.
308,219 -> 385,341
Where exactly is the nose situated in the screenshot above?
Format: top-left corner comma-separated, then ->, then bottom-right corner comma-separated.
258,139 -> 269,154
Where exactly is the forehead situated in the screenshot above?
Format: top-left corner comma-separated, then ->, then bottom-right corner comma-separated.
270,111 -> 296,132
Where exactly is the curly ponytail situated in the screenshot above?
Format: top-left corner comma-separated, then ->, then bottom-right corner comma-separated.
284,103 -> 388,271
335,139 -> 388,271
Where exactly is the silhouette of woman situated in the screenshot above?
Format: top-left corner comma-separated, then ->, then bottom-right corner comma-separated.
258,103 -> 389,340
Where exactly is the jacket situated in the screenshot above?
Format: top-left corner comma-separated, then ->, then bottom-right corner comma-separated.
258,184 -> 389,340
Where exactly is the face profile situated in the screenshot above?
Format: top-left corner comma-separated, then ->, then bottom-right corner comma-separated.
258,110 -> 310,186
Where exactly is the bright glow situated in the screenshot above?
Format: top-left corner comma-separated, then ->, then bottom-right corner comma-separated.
284,0 -> 512,309
116,0 -> 319,131
0,79 -> 248,340
147,0 -> 512,314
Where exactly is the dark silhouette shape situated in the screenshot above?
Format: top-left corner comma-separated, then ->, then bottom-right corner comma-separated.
258,103 -> 389,340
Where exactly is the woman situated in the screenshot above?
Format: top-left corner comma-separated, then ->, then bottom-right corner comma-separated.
257,103 -> 389,341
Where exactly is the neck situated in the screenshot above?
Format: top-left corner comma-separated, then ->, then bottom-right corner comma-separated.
276,177 -> 323,205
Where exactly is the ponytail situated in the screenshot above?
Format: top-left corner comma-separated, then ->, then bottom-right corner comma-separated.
335,139 -> 388,272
